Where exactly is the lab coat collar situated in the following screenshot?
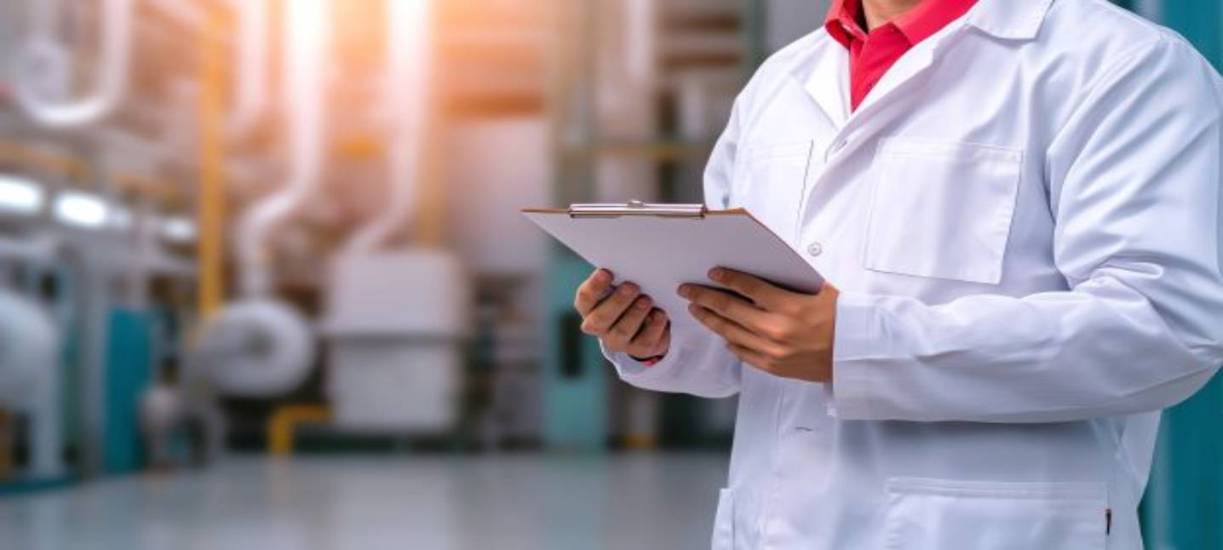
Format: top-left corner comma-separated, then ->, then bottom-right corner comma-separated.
965,0 -> 1054,41
793,0 -> 1053,128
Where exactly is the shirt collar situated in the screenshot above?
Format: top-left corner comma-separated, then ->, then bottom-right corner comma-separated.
824,0 -> 1052,47
824,0 -> 979,48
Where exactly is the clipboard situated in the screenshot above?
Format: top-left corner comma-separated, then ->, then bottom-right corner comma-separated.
522,201 -> 825,320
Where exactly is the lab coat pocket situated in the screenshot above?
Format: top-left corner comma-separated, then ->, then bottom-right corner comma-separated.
711,488 -> 736,550
736,140 -> 815,241
882,478 -> 1107,550
864,139 -> 1022,284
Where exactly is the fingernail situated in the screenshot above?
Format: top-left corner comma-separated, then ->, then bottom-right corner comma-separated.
677,285 -> 691,298
636,297 -> 651,309
597,270 -> 612,283
709,268 -> 725,281
619,284 -> 635,296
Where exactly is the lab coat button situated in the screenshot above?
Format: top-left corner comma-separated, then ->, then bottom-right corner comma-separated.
807,242 -> 823,257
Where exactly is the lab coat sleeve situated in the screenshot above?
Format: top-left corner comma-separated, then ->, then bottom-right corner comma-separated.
831,38 -> 1223,423
601,94 -> 747,399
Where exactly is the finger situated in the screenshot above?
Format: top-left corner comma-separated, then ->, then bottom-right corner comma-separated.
708,267 -> 797,310
727,343 -> 778,374
688,304 -> 784,356
605,296 -> 654,347
629,309 -> 669,350
678,284 -> 773,330
581,282 -> 640,334
574,269 -> 614,315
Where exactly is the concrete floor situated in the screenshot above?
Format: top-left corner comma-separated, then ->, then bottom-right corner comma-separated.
0,452 -> 728,550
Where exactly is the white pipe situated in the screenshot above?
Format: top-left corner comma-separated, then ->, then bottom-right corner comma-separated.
344,0 -> 433,253
13,0 -> 134,128
236,0 -> 329,296
625,0 -> 656,87
226,0 -> 269,137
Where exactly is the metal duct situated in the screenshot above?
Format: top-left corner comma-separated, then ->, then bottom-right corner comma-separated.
236,0 -> 329,297
226,0 -> 269,137
13,0 -> 133,128
344,0 -> 434,253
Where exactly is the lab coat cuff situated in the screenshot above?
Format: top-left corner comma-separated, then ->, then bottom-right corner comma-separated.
602,341 -> 684,385
829,290 -> 883,419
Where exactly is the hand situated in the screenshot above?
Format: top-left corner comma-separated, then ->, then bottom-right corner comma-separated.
574,269 -> 671,359
679,268 -> 838,383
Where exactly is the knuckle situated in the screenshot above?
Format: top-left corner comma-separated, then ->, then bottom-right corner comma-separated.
612,321 -> 635,337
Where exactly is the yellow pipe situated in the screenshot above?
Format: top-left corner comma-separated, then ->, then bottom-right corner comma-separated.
196,10 -> 226,318
0,141 -> 186,207
0,142 -> 90,182
268,404 -> 330,456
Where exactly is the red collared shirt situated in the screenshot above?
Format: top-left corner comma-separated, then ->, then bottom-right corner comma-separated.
825,0 -> 977,110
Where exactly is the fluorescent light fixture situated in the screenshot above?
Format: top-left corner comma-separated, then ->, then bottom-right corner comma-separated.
54,191 -> 109,228
161,216 -> 196,242
0,174 -> 45,215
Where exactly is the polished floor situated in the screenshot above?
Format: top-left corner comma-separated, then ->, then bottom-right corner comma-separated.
0,452 -> 728,550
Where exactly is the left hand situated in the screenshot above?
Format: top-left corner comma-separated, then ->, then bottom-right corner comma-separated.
678,268 -> 838,383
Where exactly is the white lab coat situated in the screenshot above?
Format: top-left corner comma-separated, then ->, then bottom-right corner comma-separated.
602,0 -> 1223,548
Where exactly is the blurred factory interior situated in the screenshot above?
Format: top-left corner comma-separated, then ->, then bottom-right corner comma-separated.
0,0 -> 1218,548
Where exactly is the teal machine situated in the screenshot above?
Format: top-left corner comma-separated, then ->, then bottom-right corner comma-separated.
1117,2 -> 1223,549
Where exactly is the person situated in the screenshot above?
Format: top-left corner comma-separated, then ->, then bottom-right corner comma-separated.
572,0 -> 1223,548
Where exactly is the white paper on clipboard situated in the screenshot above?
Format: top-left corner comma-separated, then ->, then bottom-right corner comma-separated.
522,202 -> 825,320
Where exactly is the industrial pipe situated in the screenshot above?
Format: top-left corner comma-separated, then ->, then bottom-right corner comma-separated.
193,0 -> 327,402
13,0 -> 134,128
344,0 -> 434,253
226,0 -> 269,137
236,0 -> 329,296
626,0 -> 657,88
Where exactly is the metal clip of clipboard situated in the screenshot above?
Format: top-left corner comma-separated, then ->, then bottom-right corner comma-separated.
567,200 -> 706,219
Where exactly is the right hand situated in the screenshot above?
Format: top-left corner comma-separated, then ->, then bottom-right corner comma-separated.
574,269 -> 670,360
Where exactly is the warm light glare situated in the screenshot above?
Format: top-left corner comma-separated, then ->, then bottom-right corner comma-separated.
54,192 -> 109,228
0,175 -> 45,215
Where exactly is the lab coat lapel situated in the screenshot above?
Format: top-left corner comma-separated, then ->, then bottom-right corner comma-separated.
820,0 -> 1053,169
837,20 -> 969,159
796,20 -> 971,232
800,45 -> 852,129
